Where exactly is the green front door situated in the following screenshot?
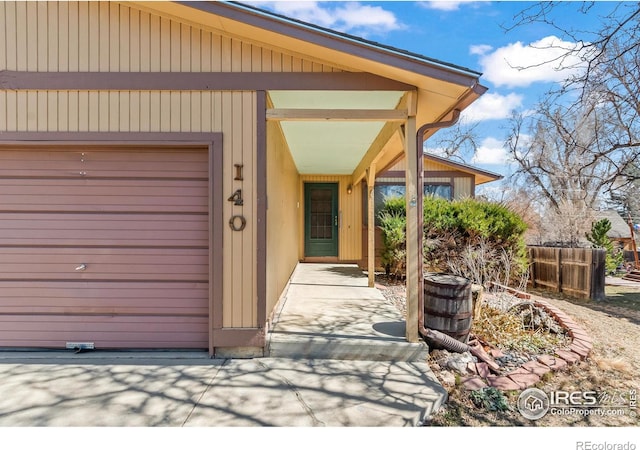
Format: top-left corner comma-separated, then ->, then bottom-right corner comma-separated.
304,183 -> 339,257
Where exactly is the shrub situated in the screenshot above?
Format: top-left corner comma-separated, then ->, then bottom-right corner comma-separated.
585,218 -> 624,274
378,197 -> 407,276
423,196 -> 528,285
378,194 -> 529,286
469,387 -> 511,412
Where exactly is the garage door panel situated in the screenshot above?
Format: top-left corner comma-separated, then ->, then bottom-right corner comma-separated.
0,315 -> 208,332
0,213 -> 208,247
0,147 -> 208,179
0,281 -> 209,316
0,316 -> 209,349
0,248 -> 209,281
0,145 -> 213,350
0,179 -> 208,213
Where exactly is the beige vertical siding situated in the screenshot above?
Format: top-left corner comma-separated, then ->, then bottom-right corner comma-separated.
424,159 -> 456,171
266,122 -> 300,316
453,177 -> 473,199
299,175 -> 362,261
387,158 -> 406,172
0,1 -> 342,73
0,1 -> 347,331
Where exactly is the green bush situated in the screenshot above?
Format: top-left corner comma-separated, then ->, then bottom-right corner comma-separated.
378,198 -> 407,276
423,196 -> 528,284
378,194 -> 529,285
469,387 -> 511,411
585,218 -> 624,274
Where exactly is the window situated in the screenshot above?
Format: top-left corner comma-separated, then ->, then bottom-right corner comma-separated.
424,184 -> 453,199
366,183 -> 453,225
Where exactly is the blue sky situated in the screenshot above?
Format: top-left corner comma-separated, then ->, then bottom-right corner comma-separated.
242,1 -> 622,197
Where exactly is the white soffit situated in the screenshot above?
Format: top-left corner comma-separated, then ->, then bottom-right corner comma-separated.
269,91 -> 405,174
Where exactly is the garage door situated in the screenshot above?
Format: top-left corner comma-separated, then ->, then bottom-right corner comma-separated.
0,146 -> 210,349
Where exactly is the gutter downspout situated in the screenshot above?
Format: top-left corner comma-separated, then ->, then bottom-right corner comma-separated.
414,108 -> 472,353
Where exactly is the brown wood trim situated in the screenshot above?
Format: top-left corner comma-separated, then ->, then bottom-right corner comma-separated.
256,91 -> 267,328
382,170 -> 475,179
0,70 -> 415,91
210,138 -> 224,356
0,131 -> 222,143
212,328 -> 265,347
175,1 -> 482,87
0,132 -> 224,356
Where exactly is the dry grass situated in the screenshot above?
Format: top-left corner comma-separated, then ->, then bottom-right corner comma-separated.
593,356 -> 634,375
472,302 -> 568,355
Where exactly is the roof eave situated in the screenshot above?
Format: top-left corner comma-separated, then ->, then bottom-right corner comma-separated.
175,1 -> 482,88
423,151 -> 503,182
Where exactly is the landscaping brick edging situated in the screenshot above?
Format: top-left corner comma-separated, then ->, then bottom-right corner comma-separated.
461,297 -> 593,391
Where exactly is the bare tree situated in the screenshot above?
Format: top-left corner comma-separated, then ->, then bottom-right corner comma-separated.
498,187 -> 545,245
609,163 -> 640,223
506,102 -> 627,246
506,2 -> 640,99
504,3 -> 640,244
425,121 -> 481,163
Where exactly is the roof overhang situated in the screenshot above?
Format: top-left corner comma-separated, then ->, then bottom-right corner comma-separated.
130,1 -> 487,176
424,152 -> 503,185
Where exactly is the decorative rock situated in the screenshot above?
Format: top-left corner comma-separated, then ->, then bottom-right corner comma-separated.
572,339 -> 593,351
462,376 -> 488,391
508,371 -> 541,389
476,362 -> 491,378
555,349 -> 580,365
467,362 -> 478,375
537,354 -> 568,371
521,360 -> 551,377
569,343 -> 590,359
469,344 -> 501,372
570,331 -> 593,343
443,351 -> 476,375
486,375 -> 521,391
439,370 -> 457,387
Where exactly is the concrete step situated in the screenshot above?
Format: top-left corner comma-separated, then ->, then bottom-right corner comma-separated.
268,263 -> 430,363
268,333 -> 430,362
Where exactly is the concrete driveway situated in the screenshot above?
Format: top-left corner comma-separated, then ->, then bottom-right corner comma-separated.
0,351 -> 445,427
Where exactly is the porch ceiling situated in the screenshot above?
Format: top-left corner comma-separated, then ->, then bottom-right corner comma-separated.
269,90 -> 405,174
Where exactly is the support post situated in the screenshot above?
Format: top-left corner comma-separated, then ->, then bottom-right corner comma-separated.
367,165 -> 377,288
404,116 -> 419,343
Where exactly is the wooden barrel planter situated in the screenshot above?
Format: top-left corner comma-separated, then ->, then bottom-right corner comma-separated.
424,273 -> 473,344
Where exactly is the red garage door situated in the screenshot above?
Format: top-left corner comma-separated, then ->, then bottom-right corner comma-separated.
0,146 -> 210,349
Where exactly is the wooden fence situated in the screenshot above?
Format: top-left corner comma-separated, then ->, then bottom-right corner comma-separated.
528,247 -> 606,300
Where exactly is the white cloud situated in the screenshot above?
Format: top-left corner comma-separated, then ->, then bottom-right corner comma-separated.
477,36 -> 587,88
419,1 -> 479,11
462,92 -> 523,122
469,44 -> 492,56
472,137 -> 510,165
243,1 -> 402,35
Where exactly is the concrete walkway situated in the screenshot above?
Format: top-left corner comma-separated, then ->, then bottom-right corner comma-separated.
0,263 -> 446,427
268,263 -> 429,362
0,351 -> 445,426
